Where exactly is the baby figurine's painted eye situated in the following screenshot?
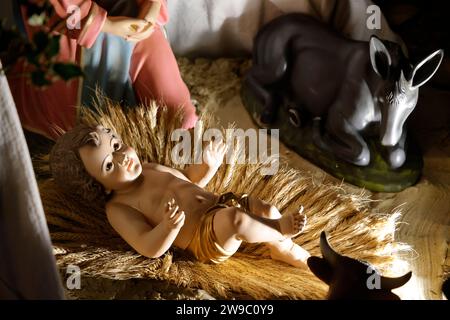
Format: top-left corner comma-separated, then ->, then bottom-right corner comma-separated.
106,161 -> 114,172
113,141 -> 122,151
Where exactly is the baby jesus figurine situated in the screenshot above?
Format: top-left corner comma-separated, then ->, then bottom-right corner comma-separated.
50,124 -> 310,267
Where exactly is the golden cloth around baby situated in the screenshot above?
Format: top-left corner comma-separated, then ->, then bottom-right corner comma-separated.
186,192 -> 250,264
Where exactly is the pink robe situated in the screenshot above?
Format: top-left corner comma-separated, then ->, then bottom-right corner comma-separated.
8,0 -> 197,139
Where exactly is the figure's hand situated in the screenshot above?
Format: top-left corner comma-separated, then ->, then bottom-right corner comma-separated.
138,0 -> 162,24
102,16 -> 154,42
203,140 -> 227,169
126,22 -> 155,43
162,199 -> 185,231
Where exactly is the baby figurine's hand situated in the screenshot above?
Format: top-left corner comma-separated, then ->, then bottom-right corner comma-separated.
203,140 -> 227,169
162,198 -> 185,231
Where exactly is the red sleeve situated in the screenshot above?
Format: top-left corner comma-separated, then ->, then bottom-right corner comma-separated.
154,0 -> 169,26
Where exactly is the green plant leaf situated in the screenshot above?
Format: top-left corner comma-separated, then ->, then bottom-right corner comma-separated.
31,70 -> 51,86
24,43 -> 40,66
52,63 -> 83,80
45,35 -> 60,58
33,31 -> 49,51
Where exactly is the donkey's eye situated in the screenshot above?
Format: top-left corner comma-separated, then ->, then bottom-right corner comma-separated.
106,162 -> 113,172
288,108 -> 302,127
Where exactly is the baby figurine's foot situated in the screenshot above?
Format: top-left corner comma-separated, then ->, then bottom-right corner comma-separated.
278,206 -> 307,239
269,239 -> 311,269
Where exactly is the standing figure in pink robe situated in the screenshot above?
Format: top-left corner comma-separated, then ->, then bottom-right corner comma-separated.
8,0 -> 198,139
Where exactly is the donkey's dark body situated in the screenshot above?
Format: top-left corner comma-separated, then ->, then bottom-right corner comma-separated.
246,13 -> 443,168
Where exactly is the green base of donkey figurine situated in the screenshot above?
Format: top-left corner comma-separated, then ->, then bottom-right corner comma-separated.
241,84 -> 423,193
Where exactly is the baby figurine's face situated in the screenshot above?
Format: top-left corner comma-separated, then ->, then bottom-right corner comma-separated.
79,126 -> 142,192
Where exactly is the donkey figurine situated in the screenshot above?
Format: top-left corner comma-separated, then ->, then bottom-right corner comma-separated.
307,232 -> 412,300
245,13 -> 444,168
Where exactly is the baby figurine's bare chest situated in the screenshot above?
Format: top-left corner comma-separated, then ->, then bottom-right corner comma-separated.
124,170 -> 177,218
112,167 -> 218,230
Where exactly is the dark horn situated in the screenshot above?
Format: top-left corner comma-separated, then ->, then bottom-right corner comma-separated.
320,231 -> 341,266
380,271 -> 412,290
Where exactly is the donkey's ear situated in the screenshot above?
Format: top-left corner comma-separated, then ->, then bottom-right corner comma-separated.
307,256 -> 333,285
369,36 -> 392,79
410,49 -> 444,89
